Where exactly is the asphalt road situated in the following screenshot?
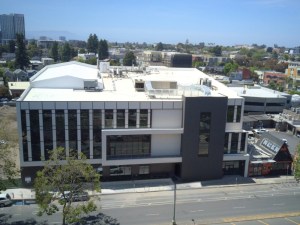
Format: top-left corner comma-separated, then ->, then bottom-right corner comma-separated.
1,182 -> 300,225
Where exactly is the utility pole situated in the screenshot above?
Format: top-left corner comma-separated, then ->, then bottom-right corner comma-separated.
172,178 -> 177,225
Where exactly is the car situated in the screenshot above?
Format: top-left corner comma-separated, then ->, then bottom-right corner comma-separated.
0,193 -> 13,207
61,191 -> 89,202
282,139 -> 288,144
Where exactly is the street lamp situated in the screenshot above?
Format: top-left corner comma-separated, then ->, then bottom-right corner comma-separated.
192,219 -> 195,225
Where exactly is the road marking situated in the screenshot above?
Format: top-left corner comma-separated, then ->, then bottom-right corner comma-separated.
258,220 -> 269,225
285,217 -> 299,224
233,206 -> 245,209
273,203 -> 285,206
190,209 -> 204,213
146,213 -> 159,216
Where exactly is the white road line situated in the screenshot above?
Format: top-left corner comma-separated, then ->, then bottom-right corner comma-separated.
146,213 -> 159,216
233,206 -> 245,209
273,203 -> 285,206
190,209 -> 204,213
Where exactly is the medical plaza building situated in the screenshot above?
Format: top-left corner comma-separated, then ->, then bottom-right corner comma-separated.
16,61 -> 249,184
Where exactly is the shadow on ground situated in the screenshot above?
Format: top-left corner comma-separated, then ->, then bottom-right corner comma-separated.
75,213 -> 120,225
0,213 -> 47,225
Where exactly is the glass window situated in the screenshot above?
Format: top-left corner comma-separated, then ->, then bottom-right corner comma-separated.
231,133 -> 239,154
139,166 -> 150,174
240,133 -> 246,152
224,133 -> 229,154
227,106 -> 234,122
107,135 -> 151,159
21,110 -> 28,161
128,109 -> 137,128
43,110 -> 53,160
198,112 -> 211,156
68,110 -> 78,157
105,110 -> 113,128
110,166 -> 131,176
30,110 -> 41,161
117,110 -> 125,128
236,106 -> 241,122
93,110 -> 102,159
140,109 -> 148,128
80,110 -> 90,158
56,110 -> 65,153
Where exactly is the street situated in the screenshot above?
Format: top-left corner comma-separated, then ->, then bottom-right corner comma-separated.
1,182 -> 300,225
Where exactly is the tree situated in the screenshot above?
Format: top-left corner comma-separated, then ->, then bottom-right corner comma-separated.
294,144 -> 300,182
8,40 -> 15,53
98,39 -> 109,60
123,51 -> 136,66
51,42 -> 59,62
60,43 -> 72,62
210,45 -> 222,56
155,42 -> 164,51
34,148 -> 100,225
15,33 -> 30,70
87,34 -> 98,53
224,62 -> 238,75
0,113 -> 19,191
28,41 -> 42,58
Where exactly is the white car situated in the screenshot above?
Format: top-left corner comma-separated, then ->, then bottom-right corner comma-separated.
0,193 -> 13,207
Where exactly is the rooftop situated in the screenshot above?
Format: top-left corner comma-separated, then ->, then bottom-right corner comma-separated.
21,61 -> 242,102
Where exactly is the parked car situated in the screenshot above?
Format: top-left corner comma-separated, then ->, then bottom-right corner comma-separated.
61,191 -> 89,202
0,193 -> 13,207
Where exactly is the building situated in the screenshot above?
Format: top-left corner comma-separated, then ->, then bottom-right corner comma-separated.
263,71 -> 287,86
0,14 -> 25,44
16,61 -> 249,185
8,81 -> 30,98
248,132 -> 293,176
229,85 -> 291,114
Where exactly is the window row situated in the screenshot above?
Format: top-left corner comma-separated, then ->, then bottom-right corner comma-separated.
227,105 -> 242,123
224,132 -> 247,154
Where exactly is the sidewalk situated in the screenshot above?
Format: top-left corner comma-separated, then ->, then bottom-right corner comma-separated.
1,175 -> 297,203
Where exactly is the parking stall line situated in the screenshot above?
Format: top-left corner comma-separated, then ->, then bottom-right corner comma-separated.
258,220 -> 269,225
285,217 -> 300,225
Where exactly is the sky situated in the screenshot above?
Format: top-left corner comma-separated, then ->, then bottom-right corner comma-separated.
1,0 -> 300,47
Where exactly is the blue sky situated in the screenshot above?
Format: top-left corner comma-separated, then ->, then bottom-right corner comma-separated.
1,0 -> 299,47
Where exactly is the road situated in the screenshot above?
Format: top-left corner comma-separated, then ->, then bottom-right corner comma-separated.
1,182 -> 300,225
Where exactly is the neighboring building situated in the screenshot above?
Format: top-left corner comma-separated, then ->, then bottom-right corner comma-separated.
263,71 -> 287,86
14,69 -> 28,81
229,85 -> 291,114
16,61 -> 249,185
0,13 -> 25,44
248,132 -> 293,176
78,53 -> 97,61
142,51 -> 162,66
162,52 -> 192,68
41,57 -> 54,66
8,81 -> 30,98
202,56 -> 230,66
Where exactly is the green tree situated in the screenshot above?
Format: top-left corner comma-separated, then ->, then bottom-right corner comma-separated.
210,45 -> 222,56
268,81 -> 277,90
224,62 -> 238,75
0,117 -> 19,191
34,148 -> 100,225
155,42 -> 164,51
123,51 -> 136,66
8,40 -> 15,53
85,57 -> 97,65
15,33 -> 30,70
87,34 -> 98,53
28,41 -> 41,58
51,42 -> 59,62
294,144 -> 300,182
98,39 -> 109,60
60,43 -> 72,62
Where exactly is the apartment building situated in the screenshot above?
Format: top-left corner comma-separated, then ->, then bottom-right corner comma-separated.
16,61 -> 249,184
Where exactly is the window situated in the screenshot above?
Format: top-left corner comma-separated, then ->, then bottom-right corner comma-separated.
224,133 -> 229,154
107,135 -> 151,159
105,110 -> 113,128
128,109 -> 137,128
139,166 -> 150,174
227,106 -> 234,122
240,133 -> 246,152
56,110 -> 65,155
140,109 -> 149,128
198,112 -> 211,156
110,166 -> 131,176
68,110 -> 78,157
231,133 -> 239,154
43,110 -> 53,160
30,110 -> 41,161
117,110 -> 125,128
21,110 -> 28,161
80,110 -> 89,158
93,110 -> 102,159
236,106 -> 241,122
